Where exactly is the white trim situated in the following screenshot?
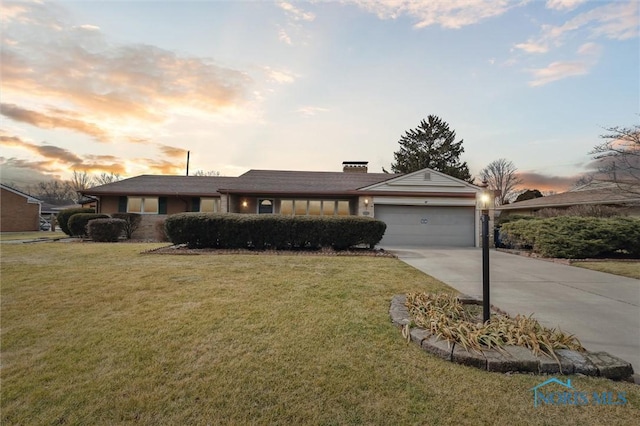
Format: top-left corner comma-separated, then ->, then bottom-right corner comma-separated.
372,196 -> 477,207
360,167 -> 481,192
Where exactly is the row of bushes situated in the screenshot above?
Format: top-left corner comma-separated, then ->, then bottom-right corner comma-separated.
499,216 -> 640,259
164,213 -> 387,250
57,208 -> 143,241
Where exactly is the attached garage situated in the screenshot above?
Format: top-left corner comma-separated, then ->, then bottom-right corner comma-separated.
375,205 -> 476,247
361,169 -> 482,247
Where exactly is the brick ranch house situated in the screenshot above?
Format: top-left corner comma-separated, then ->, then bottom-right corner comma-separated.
1,184 -> 42,232
497,181 -> 640,218
81,162 -> 487,247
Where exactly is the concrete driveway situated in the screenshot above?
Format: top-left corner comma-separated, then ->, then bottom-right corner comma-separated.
385,246 -> 640,375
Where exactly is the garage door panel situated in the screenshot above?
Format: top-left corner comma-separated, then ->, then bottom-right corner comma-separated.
376,205 -> 475,247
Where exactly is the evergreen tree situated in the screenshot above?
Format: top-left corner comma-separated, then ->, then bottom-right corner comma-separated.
514,189 -> 543,203
390,115 -> 472,181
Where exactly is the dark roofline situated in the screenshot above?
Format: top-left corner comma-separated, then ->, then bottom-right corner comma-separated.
1,183 -> 42,202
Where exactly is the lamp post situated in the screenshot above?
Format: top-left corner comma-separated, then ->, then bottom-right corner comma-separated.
480,186 -> 491,323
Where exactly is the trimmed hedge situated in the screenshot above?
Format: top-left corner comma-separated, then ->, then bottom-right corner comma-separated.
500,216 -> 640,259
164,213 -> 387,250
111,213 -> 142,239
87,218 -> 127,242
57,208 -> 95,236
68,213 -> 110,237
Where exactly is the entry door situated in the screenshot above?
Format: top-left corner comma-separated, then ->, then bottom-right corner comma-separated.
258,199 -> 274,214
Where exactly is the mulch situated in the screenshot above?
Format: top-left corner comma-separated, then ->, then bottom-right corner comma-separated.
143,244 -> 397,258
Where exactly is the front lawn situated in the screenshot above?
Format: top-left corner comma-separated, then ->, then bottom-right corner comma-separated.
1,243 -> 638,425
0,231 -> 67,242
573,261 -> 640,279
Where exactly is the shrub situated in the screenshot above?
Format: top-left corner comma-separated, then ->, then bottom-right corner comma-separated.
111,213 -> 142,239
495,214 -> 537,226
87,218 -> 127,242
67,213 -> 110,237
537,205 -> 625,218
164,213 -> 387,250
155,219 -> 169,242
500,216 -> 640,259
57,208 -> 95,236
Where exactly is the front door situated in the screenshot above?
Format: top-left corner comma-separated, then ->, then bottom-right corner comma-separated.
258,199 -> 274,214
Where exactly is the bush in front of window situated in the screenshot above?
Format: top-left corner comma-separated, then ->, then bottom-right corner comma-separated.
154,218 -> 169,242
87,218 -> 127,242
68,213 -> 110,237
57,208 -> 95,236
324,216 -> 387,250
164,213 -> 387,250
111,213 -> 142,239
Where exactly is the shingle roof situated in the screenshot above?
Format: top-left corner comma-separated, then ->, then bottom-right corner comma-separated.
1,183 -> 42,203
498,185 -> 640,211
221,170 -> 399,194
81,170 -> 400,197
82,175 -> 237,197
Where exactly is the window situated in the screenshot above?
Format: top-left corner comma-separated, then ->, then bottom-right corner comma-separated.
127,197 -> 159,214
308,200 -> 321,215
278,199 -> 351,216
128,197 -> 142,213
200,198 -> 220,213
322,201 -> 335,216
258,199 -> 274,214
294,200 -> 307,215
337,201 -> 350,216
280,200 -> 293,215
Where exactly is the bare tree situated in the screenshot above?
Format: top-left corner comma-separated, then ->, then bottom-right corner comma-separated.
27,180 -> 74,205
69,170 -> 94,202
479,159 -> 523,206
590,123 -> 640,195
94,172 -> 122,185
192,170 -> 221,176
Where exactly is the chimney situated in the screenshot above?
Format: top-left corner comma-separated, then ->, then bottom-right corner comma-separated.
342,161 -> 368,173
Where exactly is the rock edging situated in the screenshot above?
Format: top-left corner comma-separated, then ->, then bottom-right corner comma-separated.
390,294 -> 634,381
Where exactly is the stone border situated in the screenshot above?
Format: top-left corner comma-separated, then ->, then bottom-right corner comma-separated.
390,294 -> 634,381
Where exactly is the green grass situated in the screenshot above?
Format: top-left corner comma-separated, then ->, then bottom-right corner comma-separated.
573,261 -> 640,279
0,231 -> 67,241
1,243 -> 639,425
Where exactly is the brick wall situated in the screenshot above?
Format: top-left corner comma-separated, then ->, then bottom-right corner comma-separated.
1,188 -> 40,232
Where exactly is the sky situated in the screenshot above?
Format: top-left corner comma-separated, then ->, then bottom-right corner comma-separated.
1,0 -> 638,192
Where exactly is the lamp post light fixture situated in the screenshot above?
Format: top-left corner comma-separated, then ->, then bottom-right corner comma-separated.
480,185 -> 491,323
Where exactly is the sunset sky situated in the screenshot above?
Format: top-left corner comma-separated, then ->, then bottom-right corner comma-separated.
1,0 -> 638,192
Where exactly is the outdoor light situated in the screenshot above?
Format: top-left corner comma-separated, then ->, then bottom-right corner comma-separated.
480,182 -> 491,323
364,198 -> 369,207
242,200 -> 248,208
480,193 -> 490,209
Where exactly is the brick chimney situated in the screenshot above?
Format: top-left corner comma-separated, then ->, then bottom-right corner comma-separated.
342,161 -> 368,173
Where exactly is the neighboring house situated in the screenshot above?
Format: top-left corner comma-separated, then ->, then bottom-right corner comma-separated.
0,184 -> 42,232
81,162 -> 485,246
497,181 -> 640,218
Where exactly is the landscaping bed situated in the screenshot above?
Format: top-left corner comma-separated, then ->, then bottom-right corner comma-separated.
145,244 -> 397,257
390,294 -> 635,381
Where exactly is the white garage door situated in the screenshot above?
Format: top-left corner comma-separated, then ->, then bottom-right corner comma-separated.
375,205 -> 475,247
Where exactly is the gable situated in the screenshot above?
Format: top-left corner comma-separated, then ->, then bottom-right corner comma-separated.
0,185 -> 41,204
360,168 -> 480,195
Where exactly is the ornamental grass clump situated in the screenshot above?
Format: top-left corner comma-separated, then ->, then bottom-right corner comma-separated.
405,292 -> 584,360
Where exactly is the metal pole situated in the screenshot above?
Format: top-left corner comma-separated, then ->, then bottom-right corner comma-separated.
482,210 -> 490,323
